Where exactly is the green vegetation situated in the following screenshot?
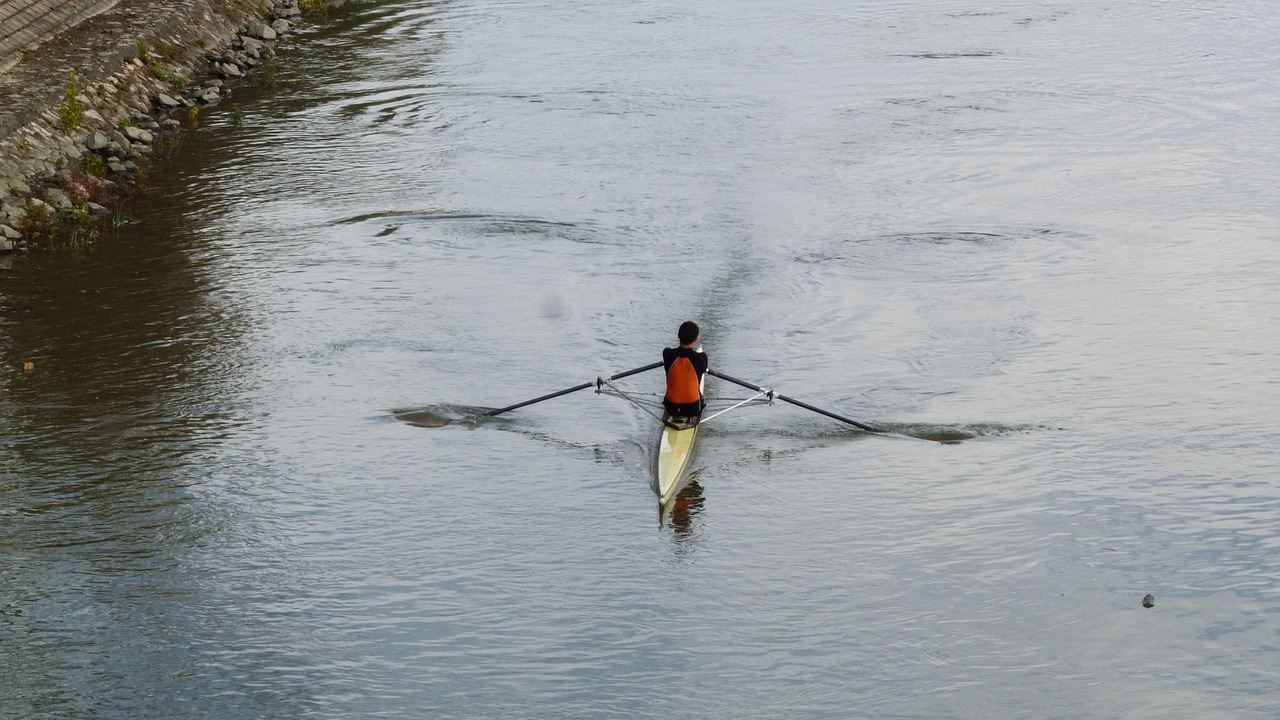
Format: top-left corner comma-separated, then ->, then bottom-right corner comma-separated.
187,105 -> 201,129
58,73 -> 86,134
80,153 -> 107,178
231,105 -> 245,128
136,37 -> 150,61
152,62 -> 188,86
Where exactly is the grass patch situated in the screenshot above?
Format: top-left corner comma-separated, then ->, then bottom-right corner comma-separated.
152,62 -> 188,87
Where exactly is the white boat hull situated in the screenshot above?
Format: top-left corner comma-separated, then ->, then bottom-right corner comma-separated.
653,413 -> 700,506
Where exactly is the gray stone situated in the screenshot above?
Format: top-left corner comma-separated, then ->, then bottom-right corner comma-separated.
9,178 -> 31,195
251,23 -> 278,41
240,36 -> 265,52
45,189 -> 73,210
158,93 -> 182,108
206,79 -> 224,89
106,142 -> 125,157
1,225 -> 21,240
86,202 -> 111,217
3,204 -> 25,223
124,161 -> 139,173
161,119 -> 181,130
86,131 -> 111,151
221,63 -> 243,78
134,145 -> 153,156
29,199 -> 53,213
272,19 -> 291,34
0,239 -> 13,253
107,159 -> 127,174
123,126 -> 154,143
108,131 -> 133,154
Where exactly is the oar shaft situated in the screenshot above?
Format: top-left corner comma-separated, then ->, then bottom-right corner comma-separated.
487,361 -> 662,417
706,369 -> 882,433
486,381 -> 594,416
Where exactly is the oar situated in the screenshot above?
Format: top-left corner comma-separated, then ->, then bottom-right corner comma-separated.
706,369 -> 883,433
486,361 -> 662,417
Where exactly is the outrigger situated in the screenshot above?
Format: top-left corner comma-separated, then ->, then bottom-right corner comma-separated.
486,361 -> 885,521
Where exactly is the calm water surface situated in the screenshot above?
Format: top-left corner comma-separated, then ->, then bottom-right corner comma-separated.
2,0 -> 1279,717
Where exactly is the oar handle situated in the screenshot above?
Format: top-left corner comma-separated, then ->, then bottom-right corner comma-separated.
487,361 -> 663,417
706,369 -> 882,433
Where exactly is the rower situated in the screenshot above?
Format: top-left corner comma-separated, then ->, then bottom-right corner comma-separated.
662,321 -> 708,418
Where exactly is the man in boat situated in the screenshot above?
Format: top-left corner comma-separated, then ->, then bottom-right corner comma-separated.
662,321 -> 708,419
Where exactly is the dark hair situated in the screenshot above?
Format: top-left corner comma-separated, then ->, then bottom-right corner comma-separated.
678,321 -> 699,345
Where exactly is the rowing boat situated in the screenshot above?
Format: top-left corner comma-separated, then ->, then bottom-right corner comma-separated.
483,360 -> 887,521
653,412 -> 700,506
652,372 -> 705,506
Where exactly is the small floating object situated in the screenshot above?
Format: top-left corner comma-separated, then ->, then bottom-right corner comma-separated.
21,361 -> 35,373
1142,593 -> 1155,608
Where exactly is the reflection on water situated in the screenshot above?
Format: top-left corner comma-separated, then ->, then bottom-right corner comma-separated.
3,0 -> 1280,716
663,478 -> 705,539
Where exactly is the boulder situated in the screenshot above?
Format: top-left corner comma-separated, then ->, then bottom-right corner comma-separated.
157,93 -> 181,108
45,189 -> 73,210
221,63 -> 243,78
86,202 -> 111,217
123,126 -> 154,143
250,23 -> 277,41
86,131 -> 111,151
108,131 -> 133,154
272,19 -> 291,34
1,224 -> 21,240
240,36 -> 265,52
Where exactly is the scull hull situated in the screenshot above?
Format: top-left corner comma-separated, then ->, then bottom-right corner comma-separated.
654,413 -> 700,506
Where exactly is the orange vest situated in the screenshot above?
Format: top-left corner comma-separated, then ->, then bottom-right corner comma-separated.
665,356 -> 701,404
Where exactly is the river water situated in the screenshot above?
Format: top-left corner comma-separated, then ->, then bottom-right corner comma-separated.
2,0 -> 1279,717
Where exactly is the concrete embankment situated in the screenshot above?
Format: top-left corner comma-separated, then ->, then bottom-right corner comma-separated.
0,0 -> 338,251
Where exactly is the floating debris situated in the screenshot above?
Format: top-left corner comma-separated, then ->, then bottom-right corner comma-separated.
1142,594 -> 1155,608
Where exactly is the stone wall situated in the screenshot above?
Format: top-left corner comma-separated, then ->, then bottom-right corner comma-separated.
0,0 -> 122,73
0,0 -> 324,249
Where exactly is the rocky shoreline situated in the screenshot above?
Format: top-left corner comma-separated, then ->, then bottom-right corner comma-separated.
0,0 -> 344,253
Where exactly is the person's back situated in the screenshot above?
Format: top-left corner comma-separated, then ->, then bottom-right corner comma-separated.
663,321 -> 707,418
